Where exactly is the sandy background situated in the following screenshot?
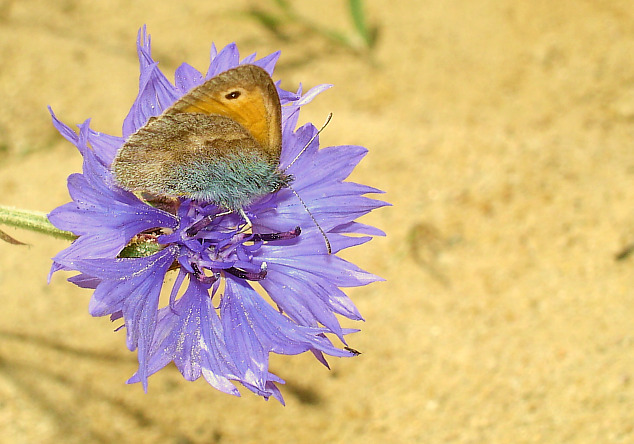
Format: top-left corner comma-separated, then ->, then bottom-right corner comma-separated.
1,1 -> 634,443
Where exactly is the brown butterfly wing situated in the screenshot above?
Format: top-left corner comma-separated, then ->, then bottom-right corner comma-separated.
112,113 -> 278,209
112,64 -> 286,208
164,64 -> 282,163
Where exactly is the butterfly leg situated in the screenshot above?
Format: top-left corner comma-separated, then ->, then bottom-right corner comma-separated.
186,210 -> 232,236
237,208 -> 253,234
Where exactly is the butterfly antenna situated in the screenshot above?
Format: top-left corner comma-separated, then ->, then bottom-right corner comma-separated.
289,186 -> 331,254
283,113 -> 332,173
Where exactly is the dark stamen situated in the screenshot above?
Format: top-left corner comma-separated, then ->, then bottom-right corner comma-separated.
225,263 -> 268,280
191,262 -> 220,284
344,346 -> 362,355
251,226 -> 301,242
191,263 -> 202,279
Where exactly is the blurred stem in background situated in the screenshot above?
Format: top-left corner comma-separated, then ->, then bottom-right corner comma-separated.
245,0 -> 378,55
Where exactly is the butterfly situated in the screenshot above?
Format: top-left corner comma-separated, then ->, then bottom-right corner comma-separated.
111,64 -> 291,213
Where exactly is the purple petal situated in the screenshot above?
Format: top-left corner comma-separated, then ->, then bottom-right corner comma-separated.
61,246 -> 177,391
174,63 -> 204,93
251,51 -> 281,75
122,28 -> 179,137
128,278 -> 241,396
48,151 -> 177,261
206,43 -> 240,78
222,278 -> 351,394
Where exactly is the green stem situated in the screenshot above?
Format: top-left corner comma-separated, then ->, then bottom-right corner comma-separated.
348,0 -> 373,48
0,205 -> 76,241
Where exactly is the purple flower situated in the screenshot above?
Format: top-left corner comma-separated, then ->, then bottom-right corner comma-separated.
48,26 -> 387,403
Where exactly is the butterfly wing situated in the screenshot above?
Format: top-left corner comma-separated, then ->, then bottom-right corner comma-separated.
112,113 -> 289,210
164,64 -> 282,163
111,64 -> 286,209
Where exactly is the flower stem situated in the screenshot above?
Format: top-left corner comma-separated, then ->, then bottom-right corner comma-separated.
0,205 -> 76,241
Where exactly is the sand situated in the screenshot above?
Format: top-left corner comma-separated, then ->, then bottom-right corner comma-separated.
1,1 -> 633,443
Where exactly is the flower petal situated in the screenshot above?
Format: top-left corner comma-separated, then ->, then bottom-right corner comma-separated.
128,278 -> 241,396
59,246 -> 178,391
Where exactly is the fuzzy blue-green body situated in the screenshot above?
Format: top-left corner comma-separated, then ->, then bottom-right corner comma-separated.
170,152 -> 292,210
112,113 -> 291,211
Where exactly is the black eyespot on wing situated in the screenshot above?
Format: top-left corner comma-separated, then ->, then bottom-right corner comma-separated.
225,91 -> 241,100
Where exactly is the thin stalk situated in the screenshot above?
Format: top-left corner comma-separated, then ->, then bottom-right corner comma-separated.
0,205 -> 76,241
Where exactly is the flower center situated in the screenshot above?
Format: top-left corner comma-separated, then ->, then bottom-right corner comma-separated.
160,202 -> 300,285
